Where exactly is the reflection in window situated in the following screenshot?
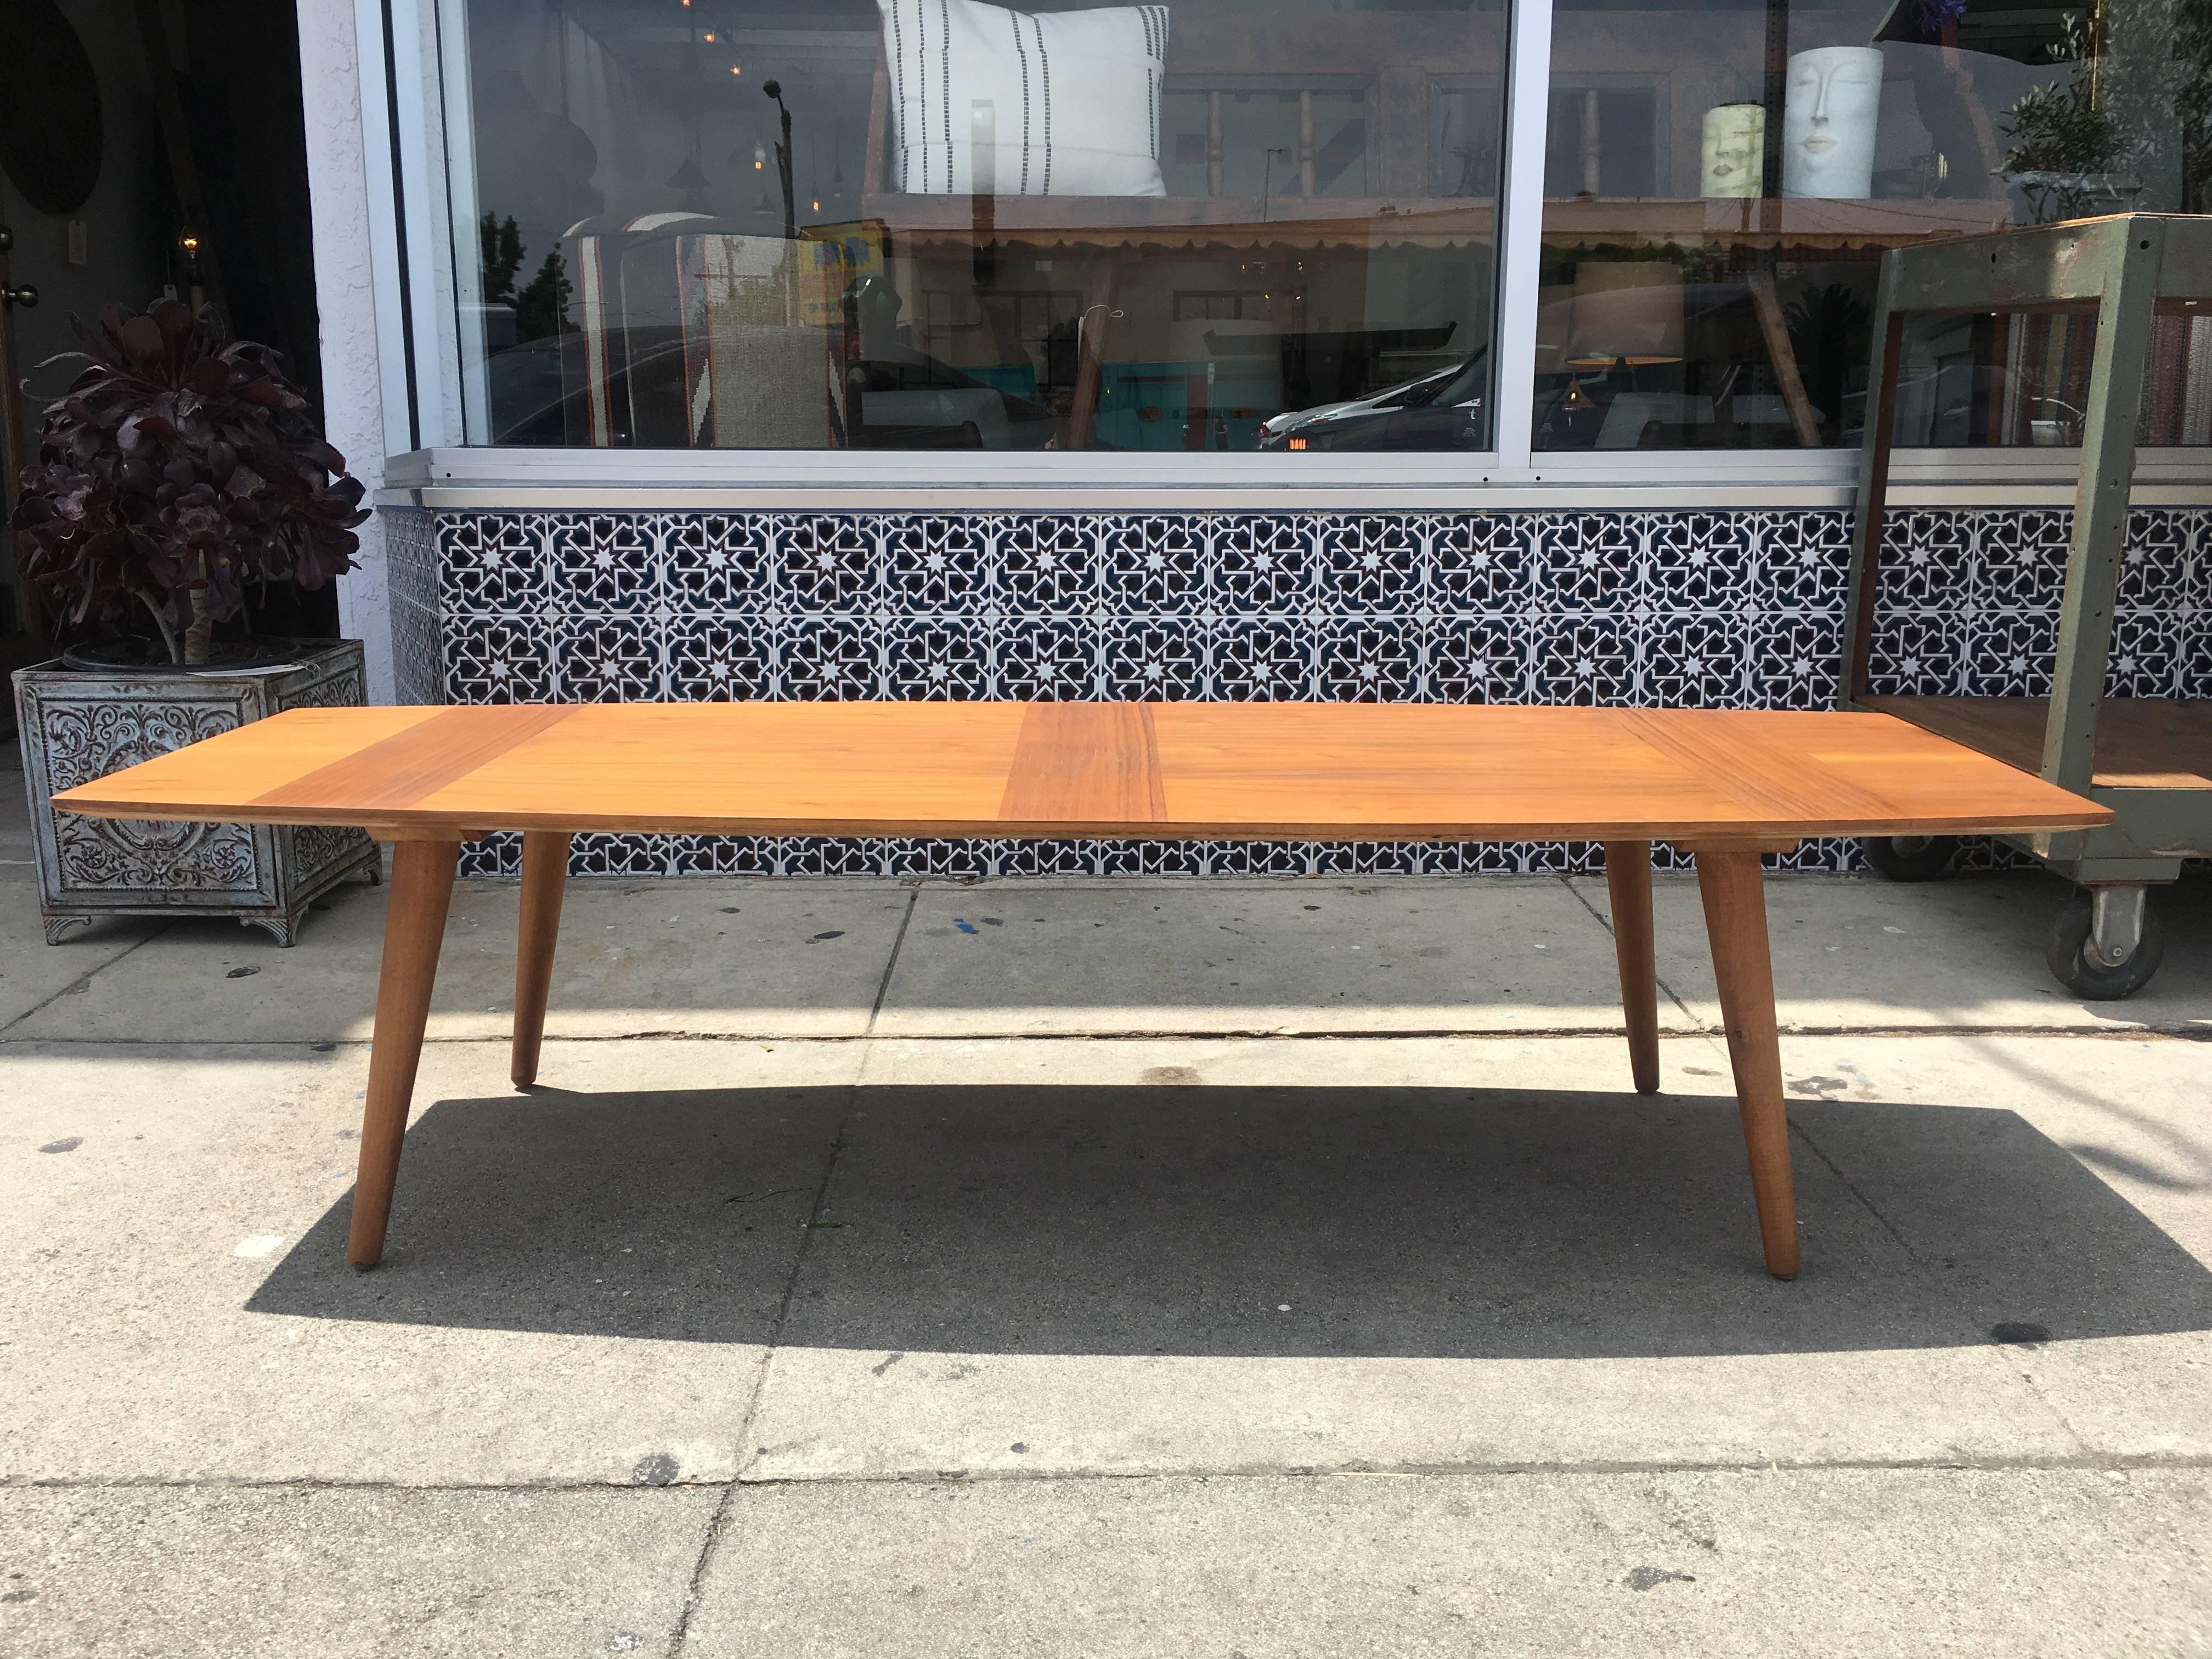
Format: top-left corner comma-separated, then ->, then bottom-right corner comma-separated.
1429,77 -> 1503,199
441,0 -> 1507,452
1895,304 -> 2212,447
1160,83 -> 1372,199
1533,0 -> 2210,452
1545,81 -> 1664,199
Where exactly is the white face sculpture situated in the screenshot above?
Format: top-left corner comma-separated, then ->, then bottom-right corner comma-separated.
1781,47 -> 1883,199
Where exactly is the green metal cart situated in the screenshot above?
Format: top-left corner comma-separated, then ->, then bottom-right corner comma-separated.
1842,213 -> 2212,1000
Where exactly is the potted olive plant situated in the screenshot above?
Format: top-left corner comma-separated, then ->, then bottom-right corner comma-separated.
10,300 -> 380,945
2000,18 -> 2149,223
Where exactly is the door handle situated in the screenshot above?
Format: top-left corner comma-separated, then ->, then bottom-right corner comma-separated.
0,223 -> 29,306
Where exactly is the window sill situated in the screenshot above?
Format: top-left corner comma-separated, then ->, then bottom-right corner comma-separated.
377,445 -> 2212,512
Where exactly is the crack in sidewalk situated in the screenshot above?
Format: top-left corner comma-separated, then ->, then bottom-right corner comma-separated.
1788,1116 -> 1917,1261
17,1022 -> 2197,1053
663,886 -> 919,1658
9,1447 -> 2209,1498
0,924 -> 172,1038
1785,1119 -> 2099,1463
1559,873 -> 1706,1032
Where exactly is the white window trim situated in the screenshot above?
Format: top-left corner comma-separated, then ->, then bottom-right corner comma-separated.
354,0 -> 413,456
382,442 -> 2212,511
432,0 -> 492,445
366,0 -> 2212,504
1490,0 -> 1553,475
388,0 -> 453,449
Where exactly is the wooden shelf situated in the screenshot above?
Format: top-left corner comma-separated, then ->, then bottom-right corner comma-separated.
863,194 -> 1490,249
1543,196 -> 2013,249
1860,695 -> 2212,791
860,194 -> 2012,252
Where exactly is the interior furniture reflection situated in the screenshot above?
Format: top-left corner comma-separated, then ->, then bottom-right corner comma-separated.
853,0 -> 2039,455
850,6 -> 1508,450
507,0 -> 2183,454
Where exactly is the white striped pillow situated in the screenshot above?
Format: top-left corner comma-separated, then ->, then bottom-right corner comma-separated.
877,0 -> 1169,197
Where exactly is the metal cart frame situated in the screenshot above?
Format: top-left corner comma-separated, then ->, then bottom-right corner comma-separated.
1841,213 -> 2212,997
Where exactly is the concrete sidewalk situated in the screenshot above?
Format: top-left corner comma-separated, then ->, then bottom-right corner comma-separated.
3,753 -> 2209,1656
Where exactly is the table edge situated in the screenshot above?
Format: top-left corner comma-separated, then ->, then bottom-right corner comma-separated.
46,800 -> 2118,840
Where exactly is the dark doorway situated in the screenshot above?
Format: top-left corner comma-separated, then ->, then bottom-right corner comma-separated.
1,0 -> 329,708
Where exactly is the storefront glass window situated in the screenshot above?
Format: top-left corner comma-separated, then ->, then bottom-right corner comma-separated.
441,0 -> 1507,452
1533,0 -> 2211,452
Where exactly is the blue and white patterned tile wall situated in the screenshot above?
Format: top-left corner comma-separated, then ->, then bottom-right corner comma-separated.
382,506 -> 2210,880
385,507 -> 443,707
1867,508 -> 2209,701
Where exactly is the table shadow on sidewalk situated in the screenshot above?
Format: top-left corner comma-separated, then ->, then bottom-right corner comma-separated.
246,1085 -> 2212,1359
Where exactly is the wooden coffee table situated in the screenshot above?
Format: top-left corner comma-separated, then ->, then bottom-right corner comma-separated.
53,702 -> 2109,1279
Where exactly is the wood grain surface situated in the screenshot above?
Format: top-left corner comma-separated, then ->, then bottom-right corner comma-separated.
52,702 -> 2112,842
1862,695 -> 2212,791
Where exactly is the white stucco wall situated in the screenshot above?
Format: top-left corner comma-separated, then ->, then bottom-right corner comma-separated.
296,0 -> 396,704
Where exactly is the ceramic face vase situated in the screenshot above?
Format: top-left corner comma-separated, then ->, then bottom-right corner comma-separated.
1701,103 -> 1765,198
1781,46 -> 1883,199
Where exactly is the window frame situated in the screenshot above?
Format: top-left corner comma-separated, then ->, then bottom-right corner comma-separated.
368,0 -> 2212,499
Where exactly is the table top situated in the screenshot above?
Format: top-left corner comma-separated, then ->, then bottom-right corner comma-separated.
50,703 -> 2112,844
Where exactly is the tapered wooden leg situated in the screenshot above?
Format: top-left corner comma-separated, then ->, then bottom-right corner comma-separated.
511,831 -> 571,1088
1693,848 -> 1801,1279
347,838 -> 460,1269
1603,840 -> 1660,1096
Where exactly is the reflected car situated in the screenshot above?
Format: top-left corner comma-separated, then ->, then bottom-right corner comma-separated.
1260,279 -> 1855,452
1256,359 -> 1485,452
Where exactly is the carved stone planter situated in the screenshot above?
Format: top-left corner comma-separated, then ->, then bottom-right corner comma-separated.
12,640 -> 381,946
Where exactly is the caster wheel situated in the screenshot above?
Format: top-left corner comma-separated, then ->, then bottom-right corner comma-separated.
2046,891 -> 2165,1000
1861,834 -> 1961,882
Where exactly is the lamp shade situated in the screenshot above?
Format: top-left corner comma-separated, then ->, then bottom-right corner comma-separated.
1533,284 -> 1577,374
1565,262 -> 1685,365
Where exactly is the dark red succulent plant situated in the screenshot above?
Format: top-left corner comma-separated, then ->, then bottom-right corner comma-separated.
10,299 -> 367,664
